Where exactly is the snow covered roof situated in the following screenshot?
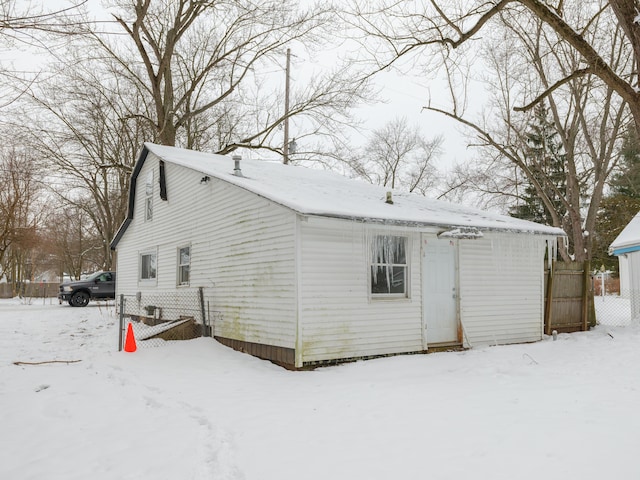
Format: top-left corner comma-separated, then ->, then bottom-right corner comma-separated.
610,211 -> 640,255
111,143 -> 565,249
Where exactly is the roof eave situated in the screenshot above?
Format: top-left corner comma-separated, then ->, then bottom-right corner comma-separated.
110,145 -> 150,250
611,244 -> 640,256
302,212 -> 565,236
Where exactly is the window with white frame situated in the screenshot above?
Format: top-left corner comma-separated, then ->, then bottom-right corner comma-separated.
370,235 -> 408,296
144,170 -> 153,221
140,251 -> 157,282
177,246 -> 190,286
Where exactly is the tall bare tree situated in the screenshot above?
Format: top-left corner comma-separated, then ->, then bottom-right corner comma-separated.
350,0 -> 640,132
1,0 -> 371,272
351,1 -> 630,261
10,52 -> 155,270
76,0 -> 369,156
0,145 -> 43,283
435,7 -> 628,261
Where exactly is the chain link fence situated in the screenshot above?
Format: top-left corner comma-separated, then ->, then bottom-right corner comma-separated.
593,291 -> 640,327
592,274 -> 640,327
117,288 -> 220,350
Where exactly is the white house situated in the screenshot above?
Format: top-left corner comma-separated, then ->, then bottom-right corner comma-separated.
610,211 -> 640,316
111,143 -> 565,368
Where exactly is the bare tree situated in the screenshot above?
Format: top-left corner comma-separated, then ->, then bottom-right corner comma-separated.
351,0 -> 640,132
0,0 -> 88,108
9,52 -> 155,270
71,0 -> 370,157
3,0 -> 372,273
429,7 -> 628,261
0,0 -> 87,39
350,117 -> 442,194
0,145 -> 43,285
43,202 -> 105,280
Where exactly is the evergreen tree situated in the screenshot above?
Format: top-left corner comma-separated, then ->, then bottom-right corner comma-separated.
592,195 -> 640,271
592,125 -> 640,270
510,102 -> 566,226
610,126 -> 640,198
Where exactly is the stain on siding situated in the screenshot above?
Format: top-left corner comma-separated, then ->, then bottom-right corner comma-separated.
299,218 -> 423,363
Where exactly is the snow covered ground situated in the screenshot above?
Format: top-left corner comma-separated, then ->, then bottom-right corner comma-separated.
2,298 -> 640,480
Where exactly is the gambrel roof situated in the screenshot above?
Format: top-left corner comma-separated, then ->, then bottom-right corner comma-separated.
111,143 -> 565,249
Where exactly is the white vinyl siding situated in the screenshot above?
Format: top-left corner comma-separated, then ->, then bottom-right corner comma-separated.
618,255 -> 629,297
458,233 -> 547,346
625,252 -> 640,318
115,153 -> 297,348
298,217 -> 422,364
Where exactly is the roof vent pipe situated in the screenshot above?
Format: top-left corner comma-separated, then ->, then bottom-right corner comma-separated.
385,191 -> 393,204
233,154 -> 243,177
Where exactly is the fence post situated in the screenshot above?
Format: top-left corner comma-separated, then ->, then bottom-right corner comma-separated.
545,260 -> 555,336
198,287 -> 208,337
118,294 -> 125,351
582,261 -> 590,331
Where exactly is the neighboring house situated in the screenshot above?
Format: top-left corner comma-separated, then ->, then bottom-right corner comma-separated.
111,143 -> 565,368
610,211 -> 640,316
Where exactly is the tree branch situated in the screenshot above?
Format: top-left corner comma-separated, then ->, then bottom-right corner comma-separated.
514,67 -> 594,111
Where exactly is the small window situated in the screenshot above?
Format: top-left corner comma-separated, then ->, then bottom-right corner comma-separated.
371,235 -> 408,296
177,246 -> 190,286
145,170 -> 153,196
145,197 -> 153,221
140,252 -> 157,281
145,171 -> 153,221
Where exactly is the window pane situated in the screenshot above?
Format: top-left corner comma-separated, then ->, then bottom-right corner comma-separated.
179,265 -> 189,285
371,266 -> 406,294
389,266 -> 406,294
394,238 -> 406,264
145,171 -> 154,220
371,266 -> 390,294
372,236 -> 406,264
145,197 -> 153,220
179,247 -> 190,265
141,254 -> 156,280
145,171 -> 153,196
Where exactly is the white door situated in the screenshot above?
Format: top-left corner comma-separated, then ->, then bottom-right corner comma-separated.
422,237 -> 458,345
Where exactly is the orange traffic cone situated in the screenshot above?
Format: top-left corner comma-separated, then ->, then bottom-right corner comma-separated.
124,323 -> 137,352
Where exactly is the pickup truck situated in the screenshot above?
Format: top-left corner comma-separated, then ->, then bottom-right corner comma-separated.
58,271 -> 116,307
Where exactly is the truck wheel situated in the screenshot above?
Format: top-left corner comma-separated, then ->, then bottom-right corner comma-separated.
70,291 -> 90,307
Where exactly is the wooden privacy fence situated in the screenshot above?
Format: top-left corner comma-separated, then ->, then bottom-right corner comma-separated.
0,282 -> 59,299
544,261 -> 596,334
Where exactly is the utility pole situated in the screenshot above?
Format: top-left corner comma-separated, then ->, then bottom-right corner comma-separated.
283,48 -> 291,165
